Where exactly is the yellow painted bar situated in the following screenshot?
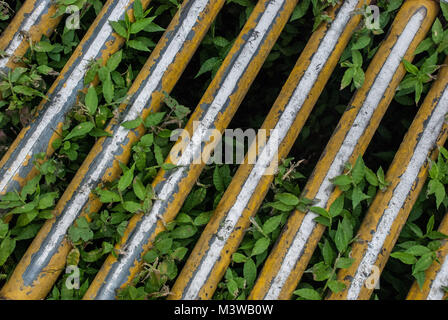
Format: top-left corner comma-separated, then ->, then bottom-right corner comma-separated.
84,0 -> 298,300
250,0 -> 437,300
0,0 -> 60,73
330,56 -> 448,301
0,0 -> 224,300
0,0 -> 147,197
169,0 -> 369,300
407,212 -> 448,300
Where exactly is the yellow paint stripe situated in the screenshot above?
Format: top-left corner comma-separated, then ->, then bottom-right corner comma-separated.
84,0 -> 298,300
250,0 -> 437,300
169,0 -> 369,300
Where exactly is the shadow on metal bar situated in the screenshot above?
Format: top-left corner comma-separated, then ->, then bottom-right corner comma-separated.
168,0 -> 369,301
248,0 -> 438,300
0,0 -> 224,300
0,0 -> 60,74
83,0 -> 298,300
328,56 -> 448,300
0,0 -> 145,198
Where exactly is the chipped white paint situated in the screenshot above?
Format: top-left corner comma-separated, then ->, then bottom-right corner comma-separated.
0,0 -> 129,194
179,0 -> 361,300
347,87 -> 448,299
0,0 -> 51,72
27,0 -> 210,281
265,8 -> 427,300
428,246 -> 448,300
94,0 -> 286,300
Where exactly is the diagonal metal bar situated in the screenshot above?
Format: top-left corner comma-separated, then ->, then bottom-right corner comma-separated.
249,0 -> 437,300
0,0 -> 224,300
83,0 -> 298,300
168,0 -> 369,300
330,56 -> 448,300
0,0 -> 61,74
0,0 -> 146,198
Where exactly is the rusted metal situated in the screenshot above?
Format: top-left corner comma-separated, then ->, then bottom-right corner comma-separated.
0,0 -> 225,300
169,0 -> 369,300
0,0 -> 146,197
249,0 -> 437,300
83,0 -> 298,300
330,56 -> 448,300
0,0 -> 61,74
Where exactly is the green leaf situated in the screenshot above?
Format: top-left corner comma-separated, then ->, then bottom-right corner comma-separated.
402,59 -> 419,75
328,280 -> 346,293
97,189 -> 121,203
38,192 -> 58,209
171,225 -> 197,239
331,175 -> 352,187
144,112 -> 166,128
110,21 -> 128,38
334,217 -> 353,253
232,252 -> 248,263
243,258 -> 257,287
123,201 -> 142,213
127,39 -> 150,52
262,215 -> 282,235
195,57 -> 221,78
293,288 -> 321,300
121,117 -> 143,129
322,239 -> 335,266
251,237 -> 270,256
213,165 -> 226,193
130,17 -> 156,34
335,257 -> 354,269
155,238 -> 173,254
406,245 -> 431,257
16,210 -> 39,227
352,186 -> 370,210
352,157 -> 365,185
432,18 -> 443,44
133,177 -> 146,201
118,165 -> 135,193
64,122 -> 95,141
390,251 -> 417,265
103,77 -> 114,104
310,206 -> 330,219
351,35 -> 371,50
340,68 -> 354,90
275,193 -> 299,206
290,0 -> 310,22
133,0 -> 144,20
329,195 -> 344,218
412,253 -> 434,275
34,41 -> 54,52
365,167 -> 379,187
0,237 -> 16,266
427,179 -> 445,209
106,50 -> 122,72
85,86 -> 98,115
